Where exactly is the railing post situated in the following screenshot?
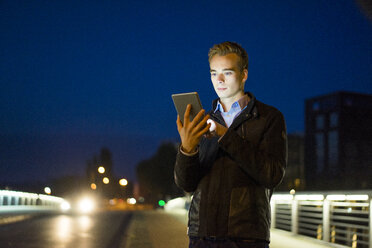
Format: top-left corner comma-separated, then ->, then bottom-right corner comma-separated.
291,199 -> 299,234
271,199 -> 276,229
323,199 -> 330,242
369,198 -> 371,248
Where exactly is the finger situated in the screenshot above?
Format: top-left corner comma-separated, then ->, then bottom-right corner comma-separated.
189,109 -> 206,129
196,123 -> 211,137
184,104 -> 192,125
193,114 -> 210,132
176,115 -> 183,132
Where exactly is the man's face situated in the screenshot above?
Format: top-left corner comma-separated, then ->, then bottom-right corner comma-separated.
209,53 -> 248,103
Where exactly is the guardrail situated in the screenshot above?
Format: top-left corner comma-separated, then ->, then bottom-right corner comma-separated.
271,191 -> 372,248
0,190 -> 69,214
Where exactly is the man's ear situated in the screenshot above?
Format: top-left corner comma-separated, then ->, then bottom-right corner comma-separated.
242,69 -> 248,82
240,69 -> 248,90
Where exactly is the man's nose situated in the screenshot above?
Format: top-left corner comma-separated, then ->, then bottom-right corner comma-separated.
217,74 -> 224,83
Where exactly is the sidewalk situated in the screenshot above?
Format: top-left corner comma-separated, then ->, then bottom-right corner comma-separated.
123,209 -> 340,248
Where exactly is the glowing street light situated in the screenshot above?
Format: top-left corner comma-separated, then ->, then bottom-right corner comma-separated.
44,187 -> 51,195
127,198 -> 136,205
98,166 -> 105,174
119,178 -> 128,186
103,177 -> 110,184
90,183 -> 97,190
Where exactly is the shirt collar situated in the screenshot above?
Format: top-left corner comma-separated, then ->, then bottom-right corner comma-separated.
214,93 -> 251,113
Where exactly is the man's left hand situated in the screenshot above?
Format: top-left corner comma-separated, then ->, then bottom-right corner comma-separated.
206,119 -> 228,137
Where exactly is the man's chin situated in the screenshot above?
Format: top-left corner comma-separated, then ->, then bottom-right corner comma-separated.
216,92 -> 228,98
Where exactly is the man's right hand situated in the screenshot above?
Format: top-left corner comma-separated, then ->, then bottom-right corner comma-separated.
176,104 -> 211,153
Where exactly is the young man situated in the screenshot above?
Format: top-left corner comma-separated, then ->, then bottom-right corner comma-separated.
175,41 -> 287,248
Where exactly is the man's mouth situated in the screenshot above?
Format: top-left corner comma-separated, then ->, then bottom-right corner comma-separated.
218,88 -> 227,91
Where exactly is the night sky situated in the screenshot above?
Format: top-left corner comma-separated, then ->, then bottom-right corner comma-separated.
1,1 -> 371,184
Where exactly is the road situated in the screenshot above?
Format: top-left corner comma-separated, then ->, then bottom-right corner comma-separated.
0,211 -> 132,248
0,210 -> 342,248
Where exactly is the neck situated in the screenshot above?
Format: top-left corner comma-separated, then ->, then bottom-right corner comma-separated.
219,92 -> 246,112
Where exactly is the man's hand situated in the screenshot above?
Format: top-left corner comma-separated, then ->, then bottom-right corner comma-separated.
177,104 -> 211,153
206,119 -> 228,138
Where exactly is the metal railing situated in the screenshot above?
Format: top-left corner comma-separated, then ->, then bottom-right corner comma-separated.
0,190 -> 69,214
271,191 -> 372,248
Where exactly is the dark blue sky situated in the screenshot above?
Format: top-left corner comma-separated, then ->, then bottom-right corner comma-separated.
1,1 -> 371,184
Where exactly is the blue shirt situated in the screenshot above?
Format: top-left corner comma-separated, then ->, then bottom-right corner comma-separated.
214,94 -> 251,127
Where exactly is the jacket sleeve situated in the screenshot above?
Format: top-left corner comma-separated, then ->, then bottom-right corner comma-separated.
218,110 -> 287,189
174,147 -> 203,193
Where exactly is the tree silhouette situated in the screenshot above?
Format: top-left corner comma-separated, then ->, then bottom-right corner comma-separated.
136,142 -> 183,205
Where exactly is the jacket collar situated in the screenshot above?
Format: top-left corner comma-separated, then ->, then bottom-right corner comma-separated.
210,92 -> 258,127
212,92 -> 257,114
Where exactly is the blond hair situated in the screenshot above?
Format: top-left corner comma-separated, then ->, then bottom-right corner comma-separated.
208,41 -> 249,72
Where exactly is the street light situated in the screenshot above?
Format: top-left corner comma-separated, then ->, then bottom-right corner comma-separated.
90,183 -> 97,190
44,187 -> 51,195
119,178 -> 128,186
103,177 -> 109,184
98,166 -> 105,174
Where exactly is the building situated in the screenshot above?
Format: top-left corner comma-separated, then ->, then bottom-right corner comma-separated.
305,91 -> 372,190
277,133 -> 305,192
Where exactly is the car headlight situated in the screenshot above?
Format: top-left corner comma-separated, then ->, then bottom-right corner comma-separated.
60,201 -> 71,212
78,197 -> 95,213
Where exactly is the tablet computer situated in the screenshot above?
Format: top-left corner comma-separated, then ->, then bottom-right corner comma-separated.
172,92 -> 203,124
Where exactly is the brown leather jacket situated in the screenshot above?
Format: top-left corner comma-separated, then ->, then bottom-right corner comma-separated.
174,93 -> 287,242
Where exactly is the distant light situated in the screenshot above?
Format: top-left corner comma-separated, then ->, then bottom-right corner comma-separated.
60,201 -> 71,211
78,198 -> 95,213
290,189 -> 296,195
90,183 -> 97,190
44,187 -> 52,195
103,177 -> 109,184
352,234 -> 358,248
158,200 -> 165,207
294,178 -> 301,187
119,179 -> 128,186
127,198 -> 136,205
98,166 -> 105,174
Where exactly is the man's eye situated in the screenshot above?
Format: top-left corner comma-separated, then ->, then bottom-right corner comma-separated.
211,73 -> 217,77
224,72 -> 233,76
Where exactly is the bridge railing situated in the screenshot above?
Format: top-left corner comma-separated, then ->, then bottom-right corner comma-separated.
0,190 -> 69,214
271,191 -> 372,248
